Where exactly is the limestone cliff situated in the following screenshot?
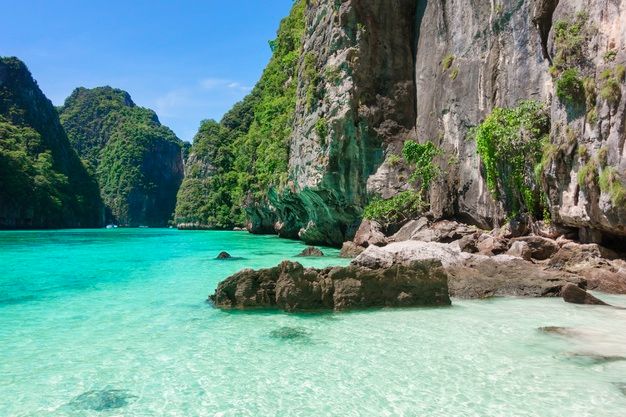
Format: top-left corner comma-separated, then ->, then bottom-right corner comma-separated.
269,0 -> 625,246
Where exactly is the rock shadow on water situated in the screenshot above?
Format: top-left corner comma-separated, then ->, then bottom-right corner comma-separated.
614,382 -> 626,397
268,326 -> 312,343
563,352 -> 626,366
67,388 -> 137,411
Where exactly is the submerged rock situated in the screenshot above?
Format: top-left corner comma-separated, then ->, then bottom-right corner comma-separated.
297,246 -> 324,257
216,251 -> 232,260
537,326 -> 580,337
614,383 -> 626,397
68,389 -> 136,411
561,283 -> 609,306
269,326 -> 311,341
210,258 -> 450,312
564,352 -> 626,366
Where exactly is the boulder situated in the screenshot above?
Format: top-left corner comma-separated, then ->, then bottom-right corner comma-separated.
210,259 -> 451,312
456,232 -> 480,253
561,283 -> 609,305
512,236 -> 559,260
389,217 -> 429,242
548,242 -> 626,294
410,220 -> 478,243
297,246 -> 324,257
549,242 -> 620,268
506,241 -> 532,261
339,241 -> 364,258
353,220 -> 387,248
476,234 -> 509,256
356,241 -> 585,299
216,251 -> 232,259
447,255 -> 584,298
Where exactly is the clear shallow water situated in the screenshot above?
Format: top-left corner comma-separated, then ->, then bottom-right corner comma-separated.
1,229 -> 626,417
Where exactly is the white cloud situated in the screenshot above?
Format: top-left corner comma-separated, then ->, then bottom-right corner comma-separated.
200,78 -> 251,92
154,88 -> 193,117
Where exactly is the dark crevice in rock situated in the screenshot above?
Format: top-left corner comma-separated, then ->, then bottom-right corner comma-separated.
532,0 -> 559,63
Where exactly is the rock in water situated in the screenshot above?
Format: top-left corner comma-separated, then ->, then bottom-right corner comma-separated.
216,251 -> 232,260
269,326 -> 311,341
561,283 -> 609,306
68,389 -> 136,411
210,259 -> 450,312
297,246 -> 324,257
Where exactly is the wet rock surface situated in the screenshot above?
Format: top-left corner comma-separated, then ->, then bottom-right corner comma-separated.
561,283 -> 610,306
216,251 -> 232,260
210,258 -> 451,312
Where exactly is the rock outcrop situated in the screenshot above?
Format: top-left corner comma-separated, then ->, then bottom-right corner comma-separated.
355,241 -> 586,299
0,57 -> 103,228
210,258 -> 451,312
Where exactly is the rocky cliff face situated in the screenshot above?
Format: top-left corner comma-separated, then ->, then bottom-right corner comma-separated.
0,57 -> 103,228
267,0 -> 625,246
60,87 -> 184,227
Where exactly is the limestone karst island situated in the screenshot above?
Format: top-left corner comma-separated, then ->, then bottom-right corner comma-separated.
1,1 -> 626,415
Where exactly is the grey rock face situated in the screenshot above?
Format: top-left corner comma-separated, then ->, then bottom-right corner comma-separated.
267,0 -> 418,246
262,0 -> 625,247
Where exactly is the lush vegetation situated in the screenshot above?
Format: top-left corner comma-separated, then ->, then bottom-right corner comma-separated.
363,191 -> 425,228
599,66 -> 624,107
59,87 -> 183,226
599,166 -> 626,207
552,12 -> 589,70
556,68 -> 584,106
175,0 -> 305,228
0,57 -> 102,228
402,140 -> 441,194
474,100 -> 550,218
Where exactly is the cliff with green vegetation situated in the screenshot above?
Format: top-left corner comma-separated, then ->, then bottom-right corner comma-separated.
175,0 -> 304,230
0,57 -> 102,228
180,0 -> 625,248
60,87 -> 184,227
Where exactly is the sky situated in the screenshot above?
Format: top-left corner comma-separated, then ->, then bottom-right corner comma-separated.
0,0 -> 294,141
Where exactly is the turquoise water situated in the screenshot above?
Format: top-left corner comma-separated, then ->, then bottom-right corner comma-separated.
1,229 -> 626,417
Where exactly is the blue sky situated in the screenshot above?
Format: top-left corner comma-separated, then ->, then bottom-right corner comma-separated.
0,0 -> 294,141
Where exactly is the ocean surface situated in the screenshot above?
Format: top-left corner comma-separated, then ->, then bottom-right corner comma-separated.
1,229 -> 625,417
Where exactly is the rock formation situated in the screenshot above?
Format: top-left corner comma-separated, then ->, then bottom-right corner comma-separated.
183,0 -> 626,250
210,258 -> 451,312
